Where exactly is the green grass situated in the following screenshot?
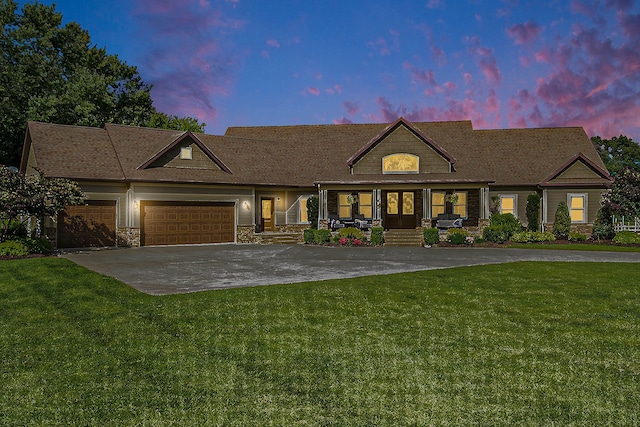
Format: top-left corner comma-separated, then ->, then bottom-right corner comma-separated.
507,242 -> 640,252
1,258 -> 639,425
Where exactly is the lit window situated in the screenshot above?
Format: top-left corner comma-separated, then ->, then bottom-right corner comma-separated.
453,192 -> 468,218
500,195 -> 517,216
299,197 -> 308,223
569,194 -> 586,223
382,153 -> 419,174
180,146 -> 193,160
431,192 -> 446,218
403,192 -> 414,215
358,192 -> 373,219
338,193 -> 352,219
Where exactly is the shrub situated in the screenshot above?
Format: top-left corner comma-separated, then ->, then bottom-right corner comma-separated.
370,227 -> 384,246
0,220 -> 28,239
423,228 -> 440,246
446,228 -> 470,245
568,232 -> 587,242
303,229 -> 315,244
553,201 -> 571,240
489,213 -> 522,239
306,196 -> 319,229
0,240 -> 30,257
24,237 -> 53,254
526,193 -> 541,232
511,231 -> 556,243
483,225 -> 510,243
591,206 -> 615,241
313,229 -> 332,245
338,227 -> 364,240
613,231 -> 640,244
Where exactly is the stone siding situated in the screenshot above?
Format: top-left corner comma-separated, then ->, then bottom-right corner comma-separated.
117,227 -> 140,247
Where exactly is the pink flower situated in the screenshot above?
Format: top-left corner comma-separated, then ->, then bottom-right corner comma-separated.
340,237 -> 348,245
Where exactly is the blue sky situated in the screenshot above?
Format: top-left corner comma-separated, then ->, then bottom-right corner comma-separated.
17,0 -> 640,139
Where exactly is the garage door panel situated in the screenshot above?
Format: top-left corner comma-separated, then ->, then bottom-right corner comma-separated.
58,200 -> 117,248
142,202 -> 235,246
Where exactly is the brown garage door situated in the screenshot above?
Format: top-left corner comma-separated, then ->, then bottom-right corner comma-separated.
141,201 -> 235,246
57,200 -> 117,248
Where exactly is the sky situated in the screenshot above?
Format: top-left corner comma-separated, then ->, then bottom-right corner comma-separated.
17,0 -> 640,140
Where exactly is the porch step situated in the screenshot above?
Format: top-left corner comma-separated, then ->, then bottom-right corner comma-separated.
383,229 -> 423,247
257,233 -> 301,245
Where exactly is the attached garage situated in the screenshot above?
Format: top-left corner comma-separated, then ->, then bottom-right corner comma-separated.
141,201 -> 235,246
57,200 -> 117,248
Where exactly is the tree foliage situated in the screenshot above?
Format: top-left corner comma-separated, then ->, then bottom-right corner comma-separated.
0,1 -> 205,166
525,193 -> 541,232
149,112 -> 206,133
1,166 -> 85,241
601,168 -> 640,219
552,201 -> 571,240
591,135 -> 640,176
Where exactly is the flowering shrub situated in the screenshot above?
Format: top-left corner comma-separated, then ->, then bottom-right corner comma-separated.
338,236 -> 363,246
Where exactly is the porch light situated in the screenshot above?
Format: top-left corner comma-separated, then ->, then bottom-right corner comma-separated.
243,201 -> 251,210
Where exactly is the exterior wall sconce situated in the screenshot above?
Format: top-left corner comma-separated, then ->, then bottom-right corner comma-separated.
133,199 -> 140,210
243,201 -> 250,210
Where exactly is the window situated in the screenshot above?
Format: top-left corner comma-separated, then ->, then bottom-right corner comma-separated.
382,153 -> 419,174
338,193 -> 352,219
453,192 -> 468,219
299,197 -> 308,223
500,195 -> 517,216
180,146 -> 193,160
358,192 -> 373,219
431,192 -> 446,218
568,194 -> 587,223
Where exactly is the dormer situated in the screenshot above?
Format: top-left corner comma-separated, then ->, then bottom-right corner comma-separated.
138,131 -> 232,173
347,117 -> 456,175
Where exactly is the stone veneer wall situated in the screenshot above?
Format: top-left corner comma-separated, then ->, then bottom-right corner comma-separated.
237,226 -> 256,243
543,223 -> 594,237
117,228 -> 140,247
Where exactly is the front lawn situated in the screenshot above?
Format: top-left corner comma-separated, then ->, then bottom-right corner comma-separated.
507,242 -> 640,252
1,258 -> 638,425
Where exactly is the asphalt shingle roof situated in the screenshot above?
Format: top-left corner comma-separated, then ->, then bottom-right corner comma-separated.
22,119 -> 610,187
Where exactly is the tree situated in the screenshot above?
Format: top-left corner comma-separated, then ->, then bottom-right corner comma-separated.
0,1 -> 205,166
601,168 -> 640,220
591,135 -> 640,176
552,201 -> 571,240
0,166 -> 84,241
306,195 -> 319,229
525,193 -> 541,232
149,112 -> 206,133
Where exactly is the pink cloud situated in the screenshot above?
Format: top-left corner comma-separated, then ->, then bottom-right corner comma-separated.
334,84 -> 342,94
506,21 -> 543,45
343,101 -> 359,116
475,47 -> 502,85
334,116 -> 353,124
132,0 -> 245,126
266,39 -> 280,48
308,87 -> 320,96
403,62 -> 437,86
463,73 -> 473,84
443,81 -> 457,92
426,0 -> 442,9
619,12 -> 640,38
368,37 -> 390,55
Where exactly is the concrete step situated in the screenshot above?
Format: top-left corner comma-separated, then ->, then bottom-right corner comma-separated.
383,229 -> 423,247
257,233 -> 301,245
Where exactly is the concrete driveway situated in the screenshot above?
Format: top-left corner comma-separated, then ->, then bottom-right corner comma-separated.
61,244 -> 640,295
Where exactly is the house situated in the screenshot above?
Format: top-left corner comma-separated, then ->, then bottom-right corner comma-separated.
19,117 -> 613,248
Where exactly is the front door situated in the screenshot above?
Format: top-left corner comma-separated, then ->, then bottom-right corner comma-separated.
261,198 -> 275,232
385,191 -> 416,229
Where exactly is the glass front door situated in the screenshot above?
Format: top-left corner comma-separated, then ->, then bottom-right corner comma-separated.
384,191 -> 416,229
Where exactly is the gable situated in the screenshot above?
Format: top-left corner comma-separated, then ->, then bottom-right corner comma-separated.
138,132 -> 232,173
540,153 -> 613,187
146,140 -> 223,170
349,119 -> 453,175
